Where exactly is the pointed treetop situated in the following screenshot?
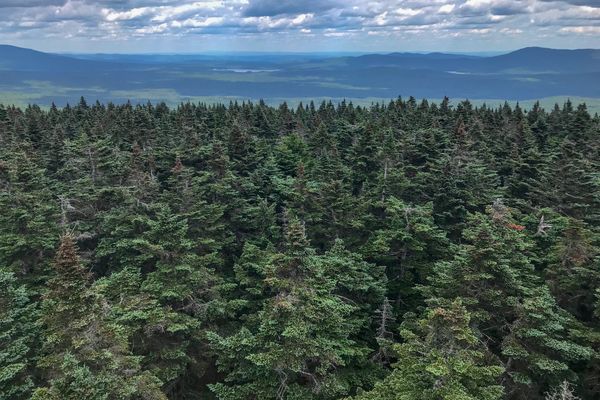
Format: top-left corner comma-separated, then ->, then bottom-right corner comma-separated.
171,156 -> 184,174
54,234 -> 80,271
52,234 -> 89,285
284,215 -> 309,254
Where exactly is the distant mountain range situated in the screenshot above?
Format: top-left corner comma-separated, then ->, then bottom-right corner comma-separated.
0,44 -> 599,106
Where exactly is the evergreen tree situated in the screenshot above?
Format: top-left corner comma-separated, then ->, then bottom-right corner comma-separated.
0,98 -> 598,399
0,268 -> 38,400
361,198 -> 449,313
545,218 -> 600,322
134,206 -> 221,394
0,149 -> 59,280
543,138 -> 599,223
423,206 -> 593,398
35,234 -> 165,400
209,218 -> 385,399
354,300 -> 504,400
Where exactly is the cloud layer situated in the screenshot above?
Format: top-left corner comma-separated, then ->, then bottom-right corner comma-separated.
0,0 -> 598,52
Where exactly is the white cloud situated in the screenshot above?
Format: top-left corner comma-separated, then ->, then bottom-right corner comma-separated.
103,7 -> 148,22
560,25 -> 600,33
175,16 -> 224,27
150,1 -> 224,23
0,0 -> 599,51
291,13 -> 313,25
395,8 -> 420,16
135,22 -> 168,33
439,4 -> 456,13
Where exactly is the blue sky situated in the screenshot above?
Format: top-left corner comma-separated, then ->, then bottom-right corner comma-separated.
1,0 -> 598,53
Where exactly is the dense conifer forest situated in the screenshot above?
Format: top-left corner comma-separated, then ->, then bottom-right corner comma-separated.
0,97 -> 599,400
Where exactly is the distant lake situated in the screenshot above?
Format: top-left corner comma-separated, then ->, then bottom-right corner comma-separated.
213,68 -> 280,73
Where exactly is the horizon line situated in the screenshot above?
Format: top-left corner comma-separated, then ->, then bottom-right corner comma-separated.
2,43 -> 600,57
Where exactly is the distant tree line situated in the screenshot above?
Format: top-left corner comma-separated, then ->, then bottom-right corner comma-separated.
0,96 -> 598,399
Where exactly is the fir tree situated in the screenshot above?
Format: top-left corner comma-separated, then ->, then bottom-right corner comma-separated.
423,206 -> 593,398
354,300 -> 504,400
209,218 -> 385,400
35,234 -> 165,399
0,268 -> 38,400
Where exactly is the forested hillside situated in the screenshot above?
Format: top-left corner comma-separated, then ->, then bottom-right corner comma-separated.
0,97 -> 599,400
1,45 -> 599,106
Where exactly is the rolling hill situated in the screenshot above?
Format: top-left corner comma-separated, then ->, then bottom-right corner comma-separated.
0,45 -> 598,106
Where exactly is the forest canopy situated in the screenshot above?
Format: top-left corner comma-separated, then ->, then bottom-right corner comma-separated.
0,97 -> 598,400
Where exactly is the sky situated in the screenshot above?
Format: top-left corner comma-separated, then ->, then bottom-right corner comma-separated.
0,0 -> 598,53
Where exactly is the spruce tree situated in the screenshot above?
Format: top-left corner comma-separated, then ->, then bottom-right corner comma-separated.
354,300 -> 504,400
0,268 -> 38,400
35,234 -> 165,400
423,205 -> 593,398
209,218 -> 385,400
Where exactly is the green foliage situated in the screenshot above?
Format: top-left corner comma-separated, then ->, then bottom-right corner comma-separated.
0,268 -> 38,400
354,300 -> 504,400
209,219 -> 385,399
544,218 -> 600,322
0,149 -> 59,280
32,352 -> 165,400
35,235 -> 166,399
361,197 -> 449,312
0,98 -> 598,399
424,206 -> 594,397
